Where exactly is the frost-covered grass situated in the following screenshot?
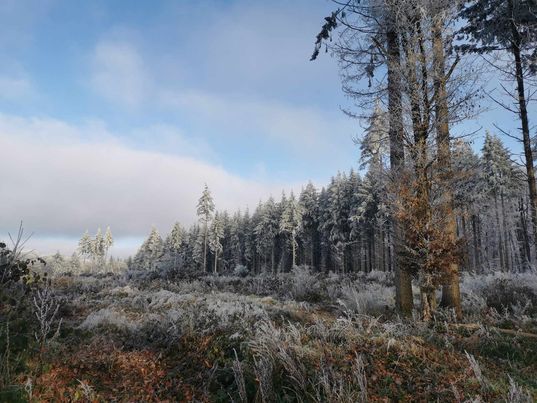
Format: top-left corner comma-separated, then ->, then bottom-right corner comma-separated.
5,269 -> 535,401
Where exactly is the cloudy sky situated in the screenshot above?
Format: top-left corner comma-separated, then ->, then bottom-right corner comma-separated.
0,0 -> 533,257
0,0 -> 360,256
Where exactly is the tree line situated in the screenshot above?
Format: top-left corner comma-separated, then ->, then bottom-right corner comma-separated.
131,0 -> 537,321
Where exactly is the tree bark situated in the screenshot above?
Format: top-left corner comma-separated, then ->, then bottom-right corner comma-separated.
432,19 -> 462,319
508,0 -> 537,255
387,26 -> 414,316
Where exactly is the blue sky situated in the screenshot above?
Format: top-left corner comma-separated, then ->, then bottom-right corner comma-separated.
0,0 -> 358,255
0,0 -> 534,256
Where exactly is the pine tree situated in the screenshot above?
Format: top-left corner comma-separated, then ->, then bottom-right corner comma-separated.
229,211 -> 244,268
93,228 -> 105,265
360,102 -> 389,169
165,222 -> 185,270
299,182 -> 320,269
209,212 -> 224,274
481,133 -> 524,271
255,198 -> 280,273
280,192 -> 303,268
188,225 -> 203,270
134,227 -> 164,271
104,226 -> 114,259
197,184 -> 215,272
459,0 -> 537,252
78,230 -> 92,263
70,252 -> 81,273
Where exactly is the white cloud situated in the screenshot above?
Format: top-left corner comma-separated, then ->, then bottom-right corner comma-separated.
90,40 -> 150,107
0,114 -> 295,246
160,89 -> 356,159
0,75 -> 34,101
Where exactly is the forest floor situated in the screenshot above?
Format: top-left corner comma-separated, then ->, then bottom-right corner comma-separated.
2,268 -> 537,402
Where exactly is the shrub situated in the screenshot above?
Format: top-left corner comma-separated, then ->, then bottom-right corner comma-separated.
233,265 -> 249,278
289,266 -> 322,302
338,282 -> 394,316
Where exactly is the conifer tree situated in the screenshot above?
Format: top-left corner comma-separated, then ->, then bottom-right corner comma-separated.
134,227 -> 164,271
299,182 -> 320,269
197,184 -> 215,272
165,222 -> 185,270
459,0 -> 537,251
104,226 -> 114,259
280,192 -> 303,268
209,212 -> 224,274
78,230 -> 92,264
255,198 -> 279,273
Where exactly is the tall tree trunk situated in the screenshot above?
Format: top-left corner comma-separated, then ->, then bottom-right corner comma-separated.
508,0 -> 537,253
519,197 -> 531,265
494,194 -> 506,270
472,214 -> 480,272
214,251 -> 218,274
501,192 -> 511,271
291,231 -> 296,268
203,223 -> 208,273
432,19 -> 462,319
387,26 -> 413,316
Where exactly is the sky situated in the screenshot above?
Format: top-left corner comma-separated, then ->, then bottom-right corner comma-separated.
0,0 -> 360,257
0,0 -> 534,257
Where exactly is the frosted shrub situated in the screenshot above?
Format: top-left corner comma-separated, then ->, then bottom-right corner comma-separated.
32,284 -> 62,348
79,308 -> 139,332
507,376 -> 533,403
365,270 -> 393,286
290,265 -> 321,301
461,271 -> 537,318
233,265 -> 249,277
465,351 -> 488,391
338,282 -> 394,316
249,320 -> 369,402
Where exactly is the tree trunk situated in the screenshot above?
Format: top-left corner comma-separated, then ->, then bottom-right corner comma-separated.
471,214 -> 480,272
214,251 -> 218,274
291,232 -> 296,268
203,223 -> 208,272
432,19 -> 462,319
508,0 -> 537,254
387,26 -> 413,316
494,194 -> 506,270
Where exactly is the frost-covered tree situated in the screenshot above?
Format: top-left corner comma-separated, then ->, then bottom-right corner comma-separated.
209,212 -> 224,274
164,222 -> 185,270
70,252 -> 81,273
280,192 -> 303,268
134,227 -> 164,271
255,198 -> 280,273
93,228 -> 105,264
104,227 -> 114,259
299,182 -> 320,269
459,0 -> 537,249
229,211 -> 244,269
197,184 -> 215,272
78,230 -> 92,263
481,133 -> 525,271
359,102 -> 390,169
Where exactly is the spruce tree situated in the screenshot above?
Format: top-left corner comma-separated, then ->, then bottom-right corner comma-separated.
197,184 -> 215,272
209,212 -> 224,274
280,192 -> 303,268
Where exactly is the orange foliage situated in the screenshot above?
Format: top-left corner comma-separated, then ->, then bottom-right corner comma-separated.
32,339 -> 178,402
393,170 -> 462,288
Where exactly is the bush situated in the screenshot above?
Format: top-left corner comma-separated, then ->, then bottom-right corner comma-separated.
338,282 -> 394,316
289,266 -> 322,302
233,265 -> 249,278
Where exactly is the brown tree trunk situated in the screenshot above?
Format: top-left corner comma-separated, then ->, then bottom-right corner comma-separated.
387,26 -> 414,316
432,19 -> 462,319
